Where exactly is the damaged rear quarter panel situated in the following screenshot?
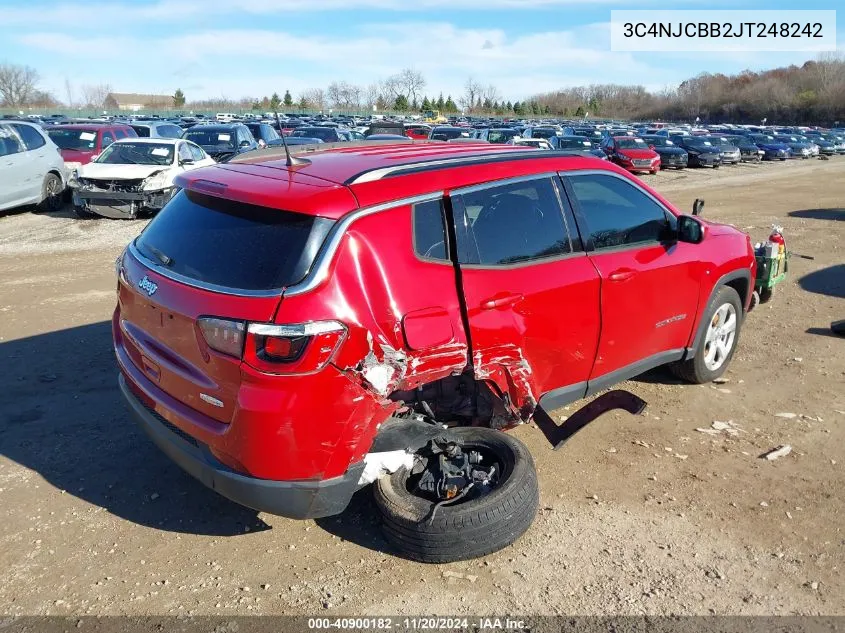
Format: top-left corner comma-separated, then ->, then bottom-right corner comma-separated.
277,201 -> 469,403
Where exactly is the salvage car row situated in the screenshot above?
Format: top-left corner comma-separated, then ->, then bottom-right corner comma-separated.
1,115 -> 843,218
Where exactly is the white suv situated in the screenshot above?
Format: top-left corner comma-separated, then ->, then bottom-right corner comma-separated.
0,120 -> 67,213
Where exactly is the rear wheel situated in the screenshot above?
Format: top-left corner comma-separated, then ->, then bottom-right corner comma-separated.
671,286 -> 743,384
373,427 -> 539,563
37,173 -> 64,213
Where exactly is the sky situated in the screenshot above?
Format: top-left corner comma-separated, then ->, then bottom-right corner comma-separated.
0,0 -> 842,105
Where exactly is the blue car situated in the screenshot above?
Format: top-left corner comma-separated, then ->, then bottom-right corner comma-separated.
748,134 -> 792,161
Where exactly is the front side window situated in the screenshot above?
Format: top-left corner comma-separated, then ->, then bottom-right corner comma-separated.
101,132 -> 115,148
178,142 -> 192,162
455,177 -> 571,266
188,142 -> 205,161
567,174 -> 672,250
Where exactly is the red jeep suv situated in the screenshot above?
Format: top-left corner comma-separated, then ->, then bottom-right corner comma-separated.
114,143 -> 756,562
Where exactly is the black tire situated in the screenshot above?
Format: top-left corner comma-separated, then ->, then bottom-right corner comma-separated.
670,285 -> 743,384
759,286 -> 774,303
37,173 -> 64,213
373,427 -> 539,563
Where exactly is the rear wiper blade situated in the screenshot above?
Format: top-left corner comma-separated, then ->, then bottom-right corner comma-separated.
147,245 -> 173,266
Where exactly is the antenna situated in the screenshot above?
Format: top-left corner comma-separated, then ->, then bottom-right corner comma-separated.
274,111 -> 310,167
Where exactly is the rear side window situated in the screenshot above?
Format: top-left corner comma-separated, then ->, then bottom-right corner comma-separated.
12,124 -> 46,150
567,174 -> 672,250
454,177 -> 572,266
131,125 -> 151,137
135,190 -> 335,291
413,199 -> 448,262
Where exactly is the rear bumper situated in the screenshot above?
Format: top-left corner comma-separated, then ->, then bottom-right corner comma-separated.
119,374 -> 364,519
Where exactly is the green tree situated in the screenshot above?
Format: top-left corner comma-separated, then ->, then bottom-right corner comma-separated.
436,93 -> 445,110
421,96 -> 432,111
513,101 -> 522,115
269,92 -> 281,112
298,96 -> 307,110
394,94 -> 409,111
505,100 -> 513,111
444,95 -> 457,112
574,105 -> 585,117
172,88 -> 186,108
283,90 -> 293,106
251,100 -> 262,111
411,97 -> 418,111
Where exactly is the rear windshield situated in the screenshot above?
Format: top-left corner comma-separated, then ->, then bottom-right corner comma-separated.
183,129 -> 237,148
134,190 -> 334,292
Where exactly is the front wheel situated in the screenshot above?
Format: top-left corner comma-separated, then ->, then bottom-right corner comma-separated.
373,427 -> 539,563
37,173 -> 64,213
671,286 -> 743,384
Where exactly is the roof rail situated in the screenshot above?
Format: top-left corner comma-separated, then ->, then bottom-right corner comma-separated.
345,150 -> 580,185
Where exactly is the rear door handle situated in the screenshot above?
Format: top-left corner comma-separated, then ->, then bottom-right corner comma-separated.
608,268 -> 636,282
481,293 -> 524,310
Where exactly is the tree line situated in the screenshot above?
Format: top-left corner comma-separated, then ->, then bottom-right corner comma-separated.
2,56 -> 844,124
530,54 -> 845,125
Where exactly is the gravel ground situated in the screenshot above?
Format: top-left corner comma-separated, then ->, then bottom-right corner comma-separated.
0,157 -> 843,617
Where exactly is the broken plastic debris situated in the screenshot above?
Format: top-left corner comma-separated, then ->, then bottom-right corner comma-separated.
761,445 -> 792,461
775,412 -> 797,419
358,450 -> 414,485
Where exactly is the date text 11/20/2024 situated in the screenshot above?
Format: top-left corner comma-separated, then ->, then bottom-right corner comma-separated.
307,617 -> 527,630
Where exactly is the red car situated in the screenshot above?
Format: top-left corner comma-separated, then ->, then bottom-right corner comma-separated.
46,123 -> 137,171
602,135 -> 661,174
114,143 -> 756,562
405,124 -> 432,140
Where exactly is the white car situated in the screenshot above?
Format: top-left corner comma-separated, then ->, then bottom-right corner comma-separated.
0,121 -> 67,213
507,138 -> 553,150
69,138 -> 215,219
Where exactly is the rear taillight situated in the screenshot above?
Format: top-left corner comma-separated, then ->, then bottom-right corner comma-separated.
197,318 -> 346,375
198,317 -> 246,358
245,321 -> 346,375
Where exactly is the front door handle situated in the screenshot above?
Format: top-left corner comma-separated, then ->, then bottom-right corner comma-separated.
481,293 -> 524,310
608,268 -> 636,282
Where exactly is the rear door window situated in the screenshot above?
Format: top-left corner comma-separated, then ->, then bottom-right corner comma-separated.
11,124 -> 46,150
134,190 -> 335,292
0,124 -> 24,156
453,176 -> 572,266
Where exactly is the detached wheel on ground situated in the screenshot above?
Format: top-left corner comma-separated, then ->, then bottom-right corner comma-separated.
37,173 -> 64,213
671,285 -> 743,384
373,426 -> 539,563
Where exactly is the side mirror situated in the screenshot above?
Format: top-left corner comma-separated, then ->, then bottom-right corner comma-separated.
648,144 -> 656,150
239,140 -> 251,148
692,198 -> 705,216
179,157 -> 194,165
90,154 -> 100,161
678,215 -> 705,244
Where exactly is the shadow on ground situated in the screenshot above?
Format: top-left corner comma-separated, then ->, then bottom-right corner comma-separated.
798,264 -> 845,299
0,321 -> 268,536
315,488 -> 394,556
788,208 -> 845,222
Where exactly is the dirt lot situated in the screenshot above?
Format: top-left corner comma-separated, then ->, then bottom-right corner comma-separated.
1,158 -> 843,617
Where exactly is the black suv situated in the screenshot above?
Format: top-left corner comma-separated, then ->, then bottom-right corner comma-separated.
181,123 -> 258,161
